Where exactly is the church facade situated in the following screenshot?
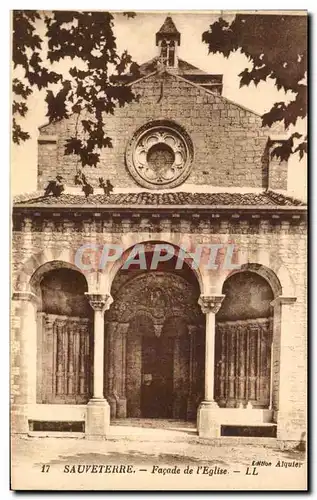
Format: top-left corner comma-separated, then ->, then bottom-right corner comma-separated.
11,17 -> 307,443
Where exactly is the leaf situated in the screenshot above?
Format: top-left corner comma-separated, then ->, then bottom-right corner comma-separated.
123,12 -> 136,19
12,101 -> 28,117
12,79 -> 32,99
64,137 -> 82,156
12,10 -> 137,168
270,132 -> 306,162
12,118 -> 30,144
294,140 -> 307,160
203,13 -> 307,161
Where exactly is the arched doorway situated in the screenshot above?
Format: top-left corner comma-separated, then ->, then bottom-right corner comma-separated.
34,265 -> 93,404
105,249 -> 204,420
215,271 -> 274,409
128,313 -> 175,419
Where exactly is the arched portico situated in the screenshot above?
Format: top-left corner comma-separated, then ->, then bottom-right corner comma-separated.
105,245 -> 205,420
12,258 -> 111,435
12,250 -> 298,440
197,262 -> 298,439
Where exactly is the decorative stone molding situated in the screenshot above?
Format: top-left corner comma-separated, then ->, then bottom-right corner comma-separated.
198,294 -> 225,314
85,293 -> 113,312
153,324 -> 163,338
216,316 -> 273,327
125,120 -> 194,189
270,296 -> 297,307
109,271 -> 201,324
12,291 -> 39,306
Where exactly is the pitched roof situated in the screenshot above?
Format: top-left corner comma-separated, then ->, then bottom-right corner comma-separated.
156,16 -> 181,45
157,16 -> 180,36
13,190 -> 305,209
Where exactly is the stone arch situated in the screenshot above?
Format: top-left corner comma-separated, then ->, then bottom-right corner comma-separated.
275,264 -> 296,297
105,240 -> 205,296
30,259 -> 89,297
14,246 -> 97,294
222,262 -> 283,299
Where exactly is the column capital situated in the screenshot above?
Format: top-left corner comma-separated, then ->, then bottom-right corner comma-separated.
85,293 -> 113,312
270,296 -> 297,307
198,295 -> 225,314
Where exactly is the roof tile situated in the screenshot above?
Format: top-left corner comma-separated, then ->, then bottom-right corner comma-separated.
13,191 -> 305,208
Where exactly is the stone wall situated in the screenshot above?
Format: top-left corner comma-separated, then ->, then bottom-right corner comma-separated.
37,71 -> 287,191
11,213 -> 307,439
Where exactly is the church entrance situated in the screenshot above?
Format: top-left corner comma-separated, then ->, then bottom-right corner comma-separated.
141,335 -> 174,418
105,248 -> 204,420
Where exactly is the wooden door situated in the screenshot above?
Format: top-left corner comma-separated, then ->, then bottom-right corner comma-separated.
141,336 -> 174,418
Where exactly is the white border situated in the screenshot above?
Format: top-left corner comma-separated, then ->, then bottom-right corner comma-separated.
2,4 -> 312,499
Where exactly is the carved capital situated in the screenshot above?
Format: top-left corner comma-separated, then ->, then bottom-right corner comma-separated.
198,295 -> 225,315
85,293 -> 113,312
44,314 -> 56,328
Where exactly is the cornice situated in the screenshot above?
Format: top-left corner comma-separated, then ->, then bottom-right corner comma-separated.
12,204 -> 307,217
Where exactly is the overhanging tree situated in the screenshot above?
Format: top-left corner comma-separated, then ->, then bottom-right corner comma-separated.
202,14 -> 307,161
12,10 -> 138,189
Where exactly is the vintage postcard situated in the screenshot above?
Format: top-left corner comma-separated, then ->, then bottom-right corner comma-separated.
11,10 -> 307,491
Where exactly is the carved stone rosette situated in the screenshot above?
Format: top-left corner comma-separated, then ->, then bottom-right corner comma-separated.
125,120 -> 194,189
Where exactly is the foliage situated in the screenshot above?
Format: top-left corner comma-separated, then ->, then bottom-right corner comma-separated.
99,177 -> 114,195
202,14 -> 307,160
73,171 -> 93,197
44,176 -> 65,197
12,10 -> 138,167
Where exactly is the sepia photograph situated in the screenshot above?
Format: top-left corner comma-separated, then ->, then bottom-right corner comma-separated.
10,9 -> 307,491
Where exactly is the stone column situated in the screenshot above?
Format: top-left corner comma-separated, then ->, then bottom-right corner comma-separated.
11,291 -> 38,434
106,321 -> 118,419
85,293 -> 112,439
197,294 -> 225,438
271,296 -> 300,441
114,322 -> 129,418
187,325 -> 197,420
173,336 -> 181,418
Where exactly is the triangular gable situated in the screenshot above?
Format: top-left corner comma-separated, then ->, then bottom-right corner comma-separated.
128,68 -> 262,119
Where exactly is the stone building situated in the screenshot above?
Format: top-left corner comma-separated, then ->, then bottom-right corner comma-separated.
12,17 -> 307,443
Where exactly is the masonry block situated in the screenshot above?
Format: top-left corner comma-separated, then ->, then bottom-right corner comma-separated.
86,399 -> 110,439
197,401 -> 221,439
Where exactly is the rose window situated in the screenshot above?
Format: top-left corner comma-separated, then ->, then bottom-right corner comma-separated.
125,121 -> 194,189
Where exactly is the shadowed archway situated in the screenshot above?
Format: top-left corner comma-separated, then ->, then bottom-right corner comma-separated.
105,246 -> 204,420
